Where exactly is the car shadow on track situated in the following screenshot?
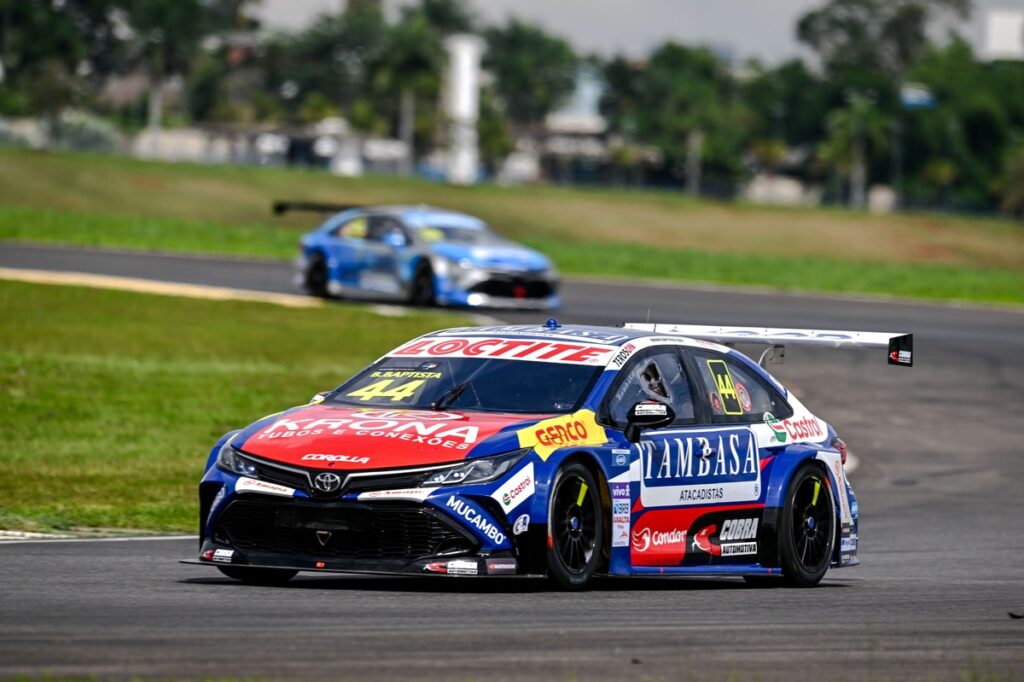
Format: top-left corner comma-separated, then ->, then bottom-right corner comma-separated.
180,574 -> 853,594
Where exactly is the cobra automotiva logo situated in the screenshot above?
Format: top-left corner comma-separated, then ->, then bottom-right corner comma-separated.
631,526 -> 687,553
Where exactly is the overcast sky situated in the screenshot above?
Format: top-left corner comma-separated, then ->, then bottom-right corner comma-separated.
258,0 -> 1024,64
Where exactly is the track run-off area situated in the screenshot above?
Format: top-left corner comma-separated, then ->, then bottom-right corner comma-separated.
1,242 -> 1022,681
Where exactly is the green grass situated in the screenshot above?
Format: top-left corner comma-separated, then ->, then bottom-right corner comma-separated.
1,148 -> 1023,304
3,203 -> 1022,304
0,280 -> 466,532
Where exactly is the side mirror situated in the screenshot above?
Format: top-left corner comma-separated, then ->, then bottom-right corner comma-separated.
383,232 -> 407,248
624,400 -> 675,443
310,391 -> 329,405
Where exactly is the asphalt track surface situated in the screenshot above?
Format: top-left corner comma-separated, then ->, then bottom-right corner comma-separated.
1,242 -> 1023,681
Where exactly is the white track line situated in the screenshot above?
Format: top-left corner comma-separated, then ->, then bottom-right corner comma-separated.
0,533 -> 197,545
0,267 -> 322,308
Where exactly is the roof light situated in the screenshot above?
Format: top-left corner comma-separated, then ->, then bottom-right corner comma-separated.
545,318 -> 560,329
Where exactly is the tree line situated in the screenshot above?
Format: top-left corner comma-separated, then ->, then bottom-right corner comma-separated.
1,0 -> 1022,216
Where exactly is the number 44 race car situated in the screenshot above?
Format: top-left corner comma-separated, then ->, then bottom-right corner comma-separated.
184,320 -> 912,589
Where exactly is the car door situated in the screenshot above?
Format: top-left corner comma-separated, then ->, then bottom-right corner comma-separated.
326,215 -> 371,287
603,348 -> 702,567
356,216 -> 407,295
629,347 -> 795,567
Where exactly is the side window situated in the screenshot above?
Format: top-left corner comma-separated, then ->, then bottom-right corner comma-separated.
690,350 -> 793,424
332,216 -> 368,240
367,217 -> 408,245
607,350 -> 696,427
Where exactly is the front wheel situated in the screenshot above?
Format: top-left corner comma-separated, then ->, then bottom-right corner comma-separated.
778,462 -> 836,587
547,462 -> 603,590
407,262 -> 435,307
217,566 -> 298,585
304,253 -> 329,298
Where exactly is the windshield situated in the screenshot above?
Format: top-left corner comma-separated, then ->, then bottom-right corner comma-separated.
411,225 -> 501,245
329,356 -> 602,414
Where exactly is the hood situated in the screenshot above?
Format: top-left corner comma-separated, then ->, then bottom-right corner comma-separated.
430,242 -> 550,273
235,404 -> 549,471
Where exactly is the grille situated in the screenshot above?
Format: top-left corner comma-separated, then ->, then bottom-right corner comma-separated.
469,279 -> 554,299
244,456 -> 312,491
213,499 -> 475,560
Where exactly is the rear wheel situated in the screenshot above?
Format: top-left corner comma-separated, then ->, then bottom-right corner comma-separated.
304,253 -> 329,297
217,566 -> 298,585
778,462 -> 836,587
408,262 -> 435,307
547,462 -> 603,590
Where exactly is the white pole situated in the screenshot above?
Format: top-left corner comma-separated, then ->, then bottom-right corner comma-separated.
445,34 -> 484,185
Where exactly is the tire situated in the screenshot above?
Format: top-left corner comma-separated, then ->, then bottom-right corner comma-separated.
304,253 -> 329,298
408,262 -> 435,307
547,462 -> 603,590
217,566 -> 298,585
777,462 -> 836,587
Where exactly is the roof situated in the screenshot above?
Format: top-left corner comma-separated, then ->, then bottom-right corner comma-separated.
424,323 -> 646,346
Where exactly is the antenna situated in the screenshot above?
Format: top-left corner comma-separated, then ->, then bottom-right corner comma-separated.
646,309 -> 652,324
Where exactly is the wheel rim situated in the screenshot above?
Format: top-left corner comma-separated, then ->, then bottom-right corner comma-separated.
413,269 -> 433,305
791,475 -> 833,570
552,475 -> 597,574
308,262 -> 326,291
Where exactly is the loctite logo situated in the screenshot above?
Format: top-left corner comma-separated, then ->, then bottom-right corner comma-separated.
631,526 -> 687,553
391,337 -> 613,365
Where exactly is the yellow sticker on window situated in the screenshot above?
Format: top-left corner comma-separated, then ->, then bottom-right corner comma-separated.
342,217 -> 367,239
418,227 -> 444,242
706,359 -> 743,415
347,379 -> 425,402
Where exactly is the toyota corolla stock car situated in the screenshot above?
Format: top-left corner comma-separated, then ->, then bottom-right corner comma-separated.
287,202 -> 560,310
186,321 -> 912,588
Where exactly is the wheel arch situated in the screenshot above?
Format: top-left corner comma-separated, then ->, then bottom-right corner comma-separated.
547,449 -> 613,573
762,446 -> 842,568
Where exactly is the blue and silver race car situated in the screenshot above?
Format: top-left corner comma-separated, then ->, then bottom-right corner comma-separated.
282,201 -> 559,309
186,321 -> 912,589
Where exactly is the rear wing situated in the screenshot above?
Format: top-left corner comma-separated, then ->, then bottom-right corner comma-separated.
272,200 -> 362,216
623,323 -> 913,368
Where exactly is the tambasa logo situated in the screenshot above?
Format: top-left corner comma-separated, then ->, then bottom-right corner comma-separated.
446,496 -> 506,545
256,412 -> 480,450
639,428 -> 761,507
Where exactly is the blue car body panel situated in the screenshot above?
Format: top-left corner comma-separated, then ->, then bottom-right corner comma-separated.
296,206 -> 560,309
194,324 -> 859,579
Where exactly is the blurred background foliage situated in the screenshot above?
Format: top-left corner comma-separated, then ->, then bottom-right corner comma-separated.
0,0 -> 1023,217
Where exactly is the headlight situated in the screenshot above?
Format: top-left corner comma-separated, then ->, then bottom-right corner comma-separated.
433,256 -> 474,279
216,443 -> 258,477
422,449 -> 529,487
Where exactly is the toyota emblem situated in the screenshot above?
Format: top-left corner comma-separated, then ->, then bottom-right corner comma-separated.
313,472 -> 342,493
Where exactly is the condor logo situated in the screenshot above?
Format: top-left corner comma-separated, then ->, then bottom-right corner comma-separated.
517,410 -> 607,460
631,526 -> 687,553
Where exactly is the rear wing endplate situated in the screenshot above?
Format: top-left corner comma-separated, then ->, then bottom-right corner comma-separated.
272,200 -> 362,216
623,323 -> 913,368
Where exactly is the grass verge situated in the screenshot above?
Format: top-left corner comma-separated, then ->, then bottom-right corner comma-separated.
3,204 -> 1022,305
0,280 -> 466,532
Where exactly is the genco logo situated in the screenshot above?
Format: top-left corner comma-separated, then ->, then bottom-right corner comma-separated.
313,472 -> 342,493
